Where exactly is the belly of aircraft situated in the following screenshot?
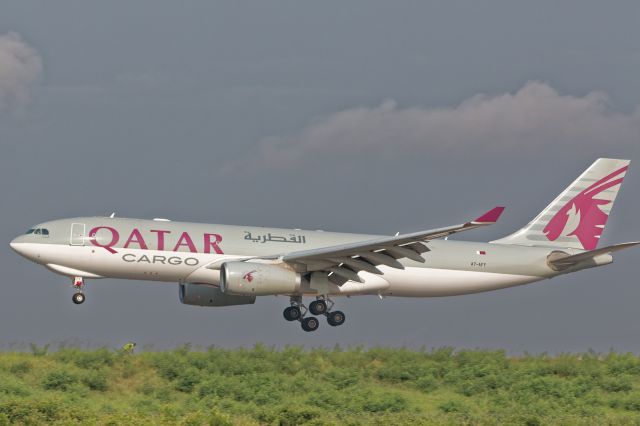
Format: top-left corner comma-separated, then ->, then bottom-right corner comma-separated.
378,267 -> 541,297
31,244 -> 542,297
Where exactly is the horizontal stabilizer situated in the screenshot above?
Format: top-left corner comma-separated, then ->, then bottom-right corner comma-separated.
548,241 -> 639,270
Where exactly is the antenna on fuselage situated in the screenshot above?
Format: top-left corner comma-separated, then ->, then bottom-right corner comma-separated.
109,212 -> 116,218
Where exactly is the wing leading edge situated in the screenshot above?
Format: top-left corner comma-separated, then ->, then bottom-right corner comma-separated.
277,206 -> 505,284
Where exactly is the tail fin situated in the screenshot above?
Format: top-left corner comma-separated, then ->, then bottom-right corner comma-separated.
493,158 -> 630,250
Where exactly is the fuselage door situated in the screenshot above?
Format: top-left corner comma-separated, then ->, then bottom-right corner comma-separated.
70,223 -> 86,246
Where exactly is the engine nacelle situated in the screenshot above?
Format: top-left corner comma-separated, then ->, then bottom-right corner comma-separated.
179,283 -> 256,307
220,262 -> 300,296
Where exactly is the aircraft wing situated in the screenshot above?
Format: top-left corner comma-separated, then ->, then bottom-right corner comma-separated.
277,206 -> 505,284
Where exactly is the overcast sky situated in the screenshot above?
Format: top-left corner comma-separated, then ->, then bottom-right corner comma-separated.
1,1 -> 639,352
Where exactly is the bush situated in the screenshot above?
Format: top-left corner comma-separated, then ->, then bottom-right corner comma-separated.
120,357 -> 137,379
29,343 -> 50,357
151,354 -> 185,381
175,368 -> 201,393
2,347 -> 640,424
0,397 -> 68,424
359,390 -> 408,413
207,408 -> 233,426
606,353 -> 640,376
0,376 -> 30,397
513,376 -> 575,401
306,391 -> 342,410
325,368 -> 359,387
415,375 -> 439,393
82,370 -> 109,391
600,375 -> 633,393
610,392 -> 640,412
75,348 -> 114,369
42,369 -> 77,391
439,399 -> 469,414
376,363 -> 421,382
273,406 -> 323,425
8,361 -> 32,376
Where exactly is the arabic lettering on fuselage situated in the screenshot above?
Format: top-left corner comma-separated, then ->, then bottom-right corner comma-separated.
88,226 -> 224,254
243,231 -> 306,244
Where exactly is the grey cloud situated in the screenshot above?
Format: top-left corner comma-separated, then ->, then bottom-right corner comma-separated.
228,82 -> 640,174
0,32 -> 42,114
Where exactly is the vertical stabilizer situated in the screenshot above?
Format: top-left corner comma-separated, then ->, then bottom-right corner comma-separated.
493,158 -> 630,250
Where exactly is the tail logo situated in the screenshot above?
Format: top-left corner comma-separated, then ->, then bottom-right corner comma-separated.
543,166 -> 627,250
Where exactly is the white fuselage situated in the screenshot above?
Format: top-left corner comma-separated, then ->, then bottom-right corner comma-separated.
10,217 -> 560,298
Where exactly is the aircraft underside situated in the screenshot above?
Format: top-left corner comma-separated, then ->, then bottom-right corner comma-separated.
36,243 -> 543,332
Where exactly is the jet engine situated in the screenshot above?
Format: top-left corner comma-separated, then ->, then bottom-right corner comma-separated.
220,262 -> 300,296
179,283 -> 256,306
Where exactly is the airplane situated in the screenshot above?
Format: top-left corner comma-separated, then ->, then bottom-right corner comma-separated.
10,158 -> 638,332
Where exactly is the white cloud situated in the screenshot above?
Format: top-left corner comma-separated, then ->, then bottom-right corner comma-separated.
227,81 -> 640,173
0,32 -> 42,114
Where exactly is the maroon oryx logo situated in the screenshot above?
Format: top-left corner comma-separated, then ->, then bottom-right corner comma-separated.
543,165 -> 627,250
242,270 -> 257,283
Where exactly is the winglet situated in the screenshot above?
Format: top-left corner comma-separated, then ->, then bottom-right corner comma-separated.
472,206 -> 505,224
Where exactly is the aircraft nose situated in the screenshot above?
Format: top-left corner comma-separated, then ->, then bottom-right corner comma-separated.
10,236 -> 29,257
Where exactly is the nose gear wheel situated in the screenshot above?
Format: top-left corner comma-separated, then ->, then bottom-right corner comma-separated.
72,292 -> 85,304
71,277 -> 85,305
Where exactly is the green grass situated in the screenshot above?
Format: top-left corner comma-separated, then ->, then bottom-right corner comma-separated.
1,345 -> 640,424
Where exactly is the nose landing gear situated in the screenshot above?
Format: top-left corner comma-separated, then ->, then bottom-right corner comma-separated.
71,277 -> 85,305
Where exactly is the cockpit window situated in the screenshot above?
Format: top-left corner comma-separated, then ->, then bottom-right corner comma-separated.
27,228 -> 49,236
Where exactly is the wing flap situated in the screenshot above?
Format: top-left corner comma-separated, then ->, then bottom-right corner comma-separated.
329,257 -> 383,275
383,246 -> 425,262
328,266 -> 364,283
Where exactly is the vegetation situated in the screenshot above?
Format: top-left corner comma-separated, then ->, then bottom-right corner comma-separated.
1,345 -> 640,424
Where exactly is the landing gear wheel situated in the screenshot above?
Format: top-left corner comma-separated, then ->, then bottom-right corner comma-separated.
327,310 -> 345,327
309,300 -> 327,316
283,306 -> 301,321
72,292 -> 85,305
301,316 -> 320,332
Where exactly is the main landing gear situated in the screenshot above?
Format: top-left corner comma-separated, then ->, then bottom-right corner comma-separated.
283,296 -> 345,332
71,277 -> 85,305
